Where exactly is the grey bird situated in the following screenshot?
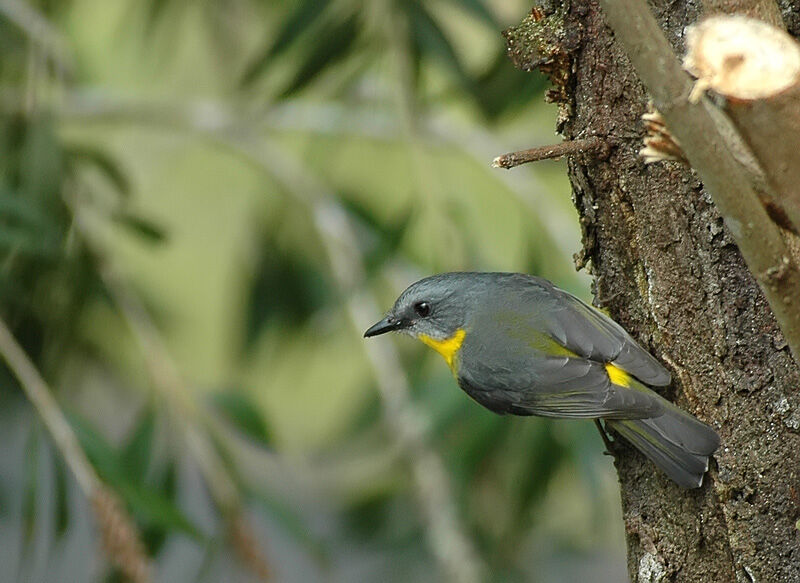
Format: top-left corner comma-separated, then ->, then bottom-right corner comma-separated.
364,272 -> 720,488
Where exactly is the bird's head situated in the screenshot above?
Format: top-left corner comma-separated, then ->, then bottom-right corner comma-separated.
363,273 -> 478,341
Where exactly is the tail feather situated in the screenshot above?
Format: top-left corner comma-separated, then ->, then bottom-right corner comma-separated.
606,393 -> 720,488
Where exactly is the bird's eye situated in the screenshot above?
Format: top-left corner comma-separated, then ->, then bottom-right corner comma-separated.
414,301 -> 431,317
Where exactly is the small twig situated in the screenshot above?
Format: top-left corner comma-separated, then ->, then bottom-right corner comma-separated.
92,489 -> 151,583
492,136 -> 607,169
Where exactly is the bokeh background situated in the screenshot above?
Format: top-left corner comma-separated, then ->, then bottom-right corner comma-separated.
0,1 -> 628,581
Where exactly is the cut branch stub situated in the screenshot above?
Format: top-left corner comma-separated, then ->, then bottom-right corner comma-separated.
685,15 -> 800,236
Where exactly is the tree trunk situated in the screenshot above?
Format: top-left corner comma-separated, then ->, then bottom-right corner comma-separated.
508,2 -> 800,581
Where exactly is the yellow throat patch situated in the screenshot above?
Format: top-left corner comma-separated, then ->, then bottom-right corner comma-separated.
605,363 -> 632,387
419,329 -> 466,371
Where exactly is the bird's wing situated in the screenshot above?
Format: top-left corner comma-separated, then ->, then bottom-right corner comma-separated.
457,353 -> 663,419
528,279 -> 671,386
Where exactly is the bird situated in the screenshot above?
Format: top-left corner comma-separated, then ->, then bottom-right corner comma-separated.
364,272 -> 719,488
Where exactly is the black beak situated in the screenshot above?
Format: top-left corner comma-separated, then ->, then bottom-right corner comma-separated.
364,315 -> 402,338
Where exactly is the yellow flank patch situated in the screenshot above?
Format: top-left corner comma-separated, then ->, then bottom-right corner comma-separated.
419,329 -> 467,371
605,363 -> 632,387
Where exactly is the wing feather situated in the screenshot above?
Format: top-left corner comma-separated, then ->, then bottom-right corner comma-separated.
532,280 -> 671,386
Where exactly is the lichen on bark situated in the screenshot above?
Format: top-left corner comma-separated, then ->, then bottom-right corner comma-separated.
507,2 -> 800,581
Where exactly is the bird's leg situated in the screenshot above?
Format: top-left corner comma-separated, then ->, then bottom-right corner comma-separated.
594,419 -> 616,456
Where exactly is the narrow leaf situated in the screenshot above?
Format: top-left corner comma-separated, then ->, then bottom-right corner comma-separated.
53,455 -> 70,539
279,14 -> 361,98
21,426 -> 40,547
121,408 -> 156,480
113,212 -> 167,244
240,0 -> 333,86
209,390 -> 272,448
64,145 -> 130,197
117,481 -> 204,540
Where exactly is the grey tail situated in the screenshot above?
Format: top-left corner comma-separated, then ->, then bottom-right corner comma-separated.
606,397 -> 720,489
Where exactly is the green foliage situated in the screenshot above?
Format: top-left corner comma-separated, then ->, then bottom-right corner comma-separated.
68,410 -> 204,541
0,0 -> 623,581
236,0 -> 545,119
245,237 -> 331,337
208,389 -> 273,447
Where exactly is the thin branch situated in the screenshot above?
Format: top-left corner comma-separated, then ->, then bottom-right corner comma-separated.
595,0 -> 800,365
0,318 -> 100,494
492,136 -> 607,169
0,317 -> 150,583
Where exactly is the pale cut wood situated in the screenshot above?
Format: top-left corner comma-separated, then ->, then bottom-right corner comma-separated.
686,16 -> 800,234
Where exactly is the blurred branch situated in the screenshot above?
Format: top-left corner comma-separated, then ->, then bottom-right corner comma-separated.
0,317 -> 150,583
68,199 -> 272,582
0,317 -> 99,495
0,0 -> 74,76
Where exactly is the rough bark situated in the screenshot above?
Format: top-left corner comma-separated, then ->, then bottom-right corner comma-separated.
509,2 -> 800,582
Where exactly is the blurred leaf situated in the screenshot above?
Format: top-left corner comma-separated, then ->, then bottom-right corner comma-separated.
53,455 -> 70,539
21,426 -> 40,546
141,460 -> 178,554
65,412 -> 123,479
514,422 -> 565,511
19,116 -> 63,201
121,408 -> 156,479
440,0 -> 499,27
117,481 -> 203,540
439,401 -> 508,479
240,0 -> 333,86
341,197 -> 413,276
65,145 -> 130,197
113,212 -> 167,244
250,489 -> 329,565
0,225 -> 61,258
208,390 -> 273,447
408,2 -> 473,95
0,188 -> 56,230
143,0 -> 177,29
67,412 -> 203,540
279,13 -> 361,98
473,52 -> 549,120
243,237 -> 331,348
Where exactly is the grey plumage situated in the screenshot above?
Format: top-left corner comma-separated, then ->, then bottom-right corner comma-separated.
365,272 -> 720,488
